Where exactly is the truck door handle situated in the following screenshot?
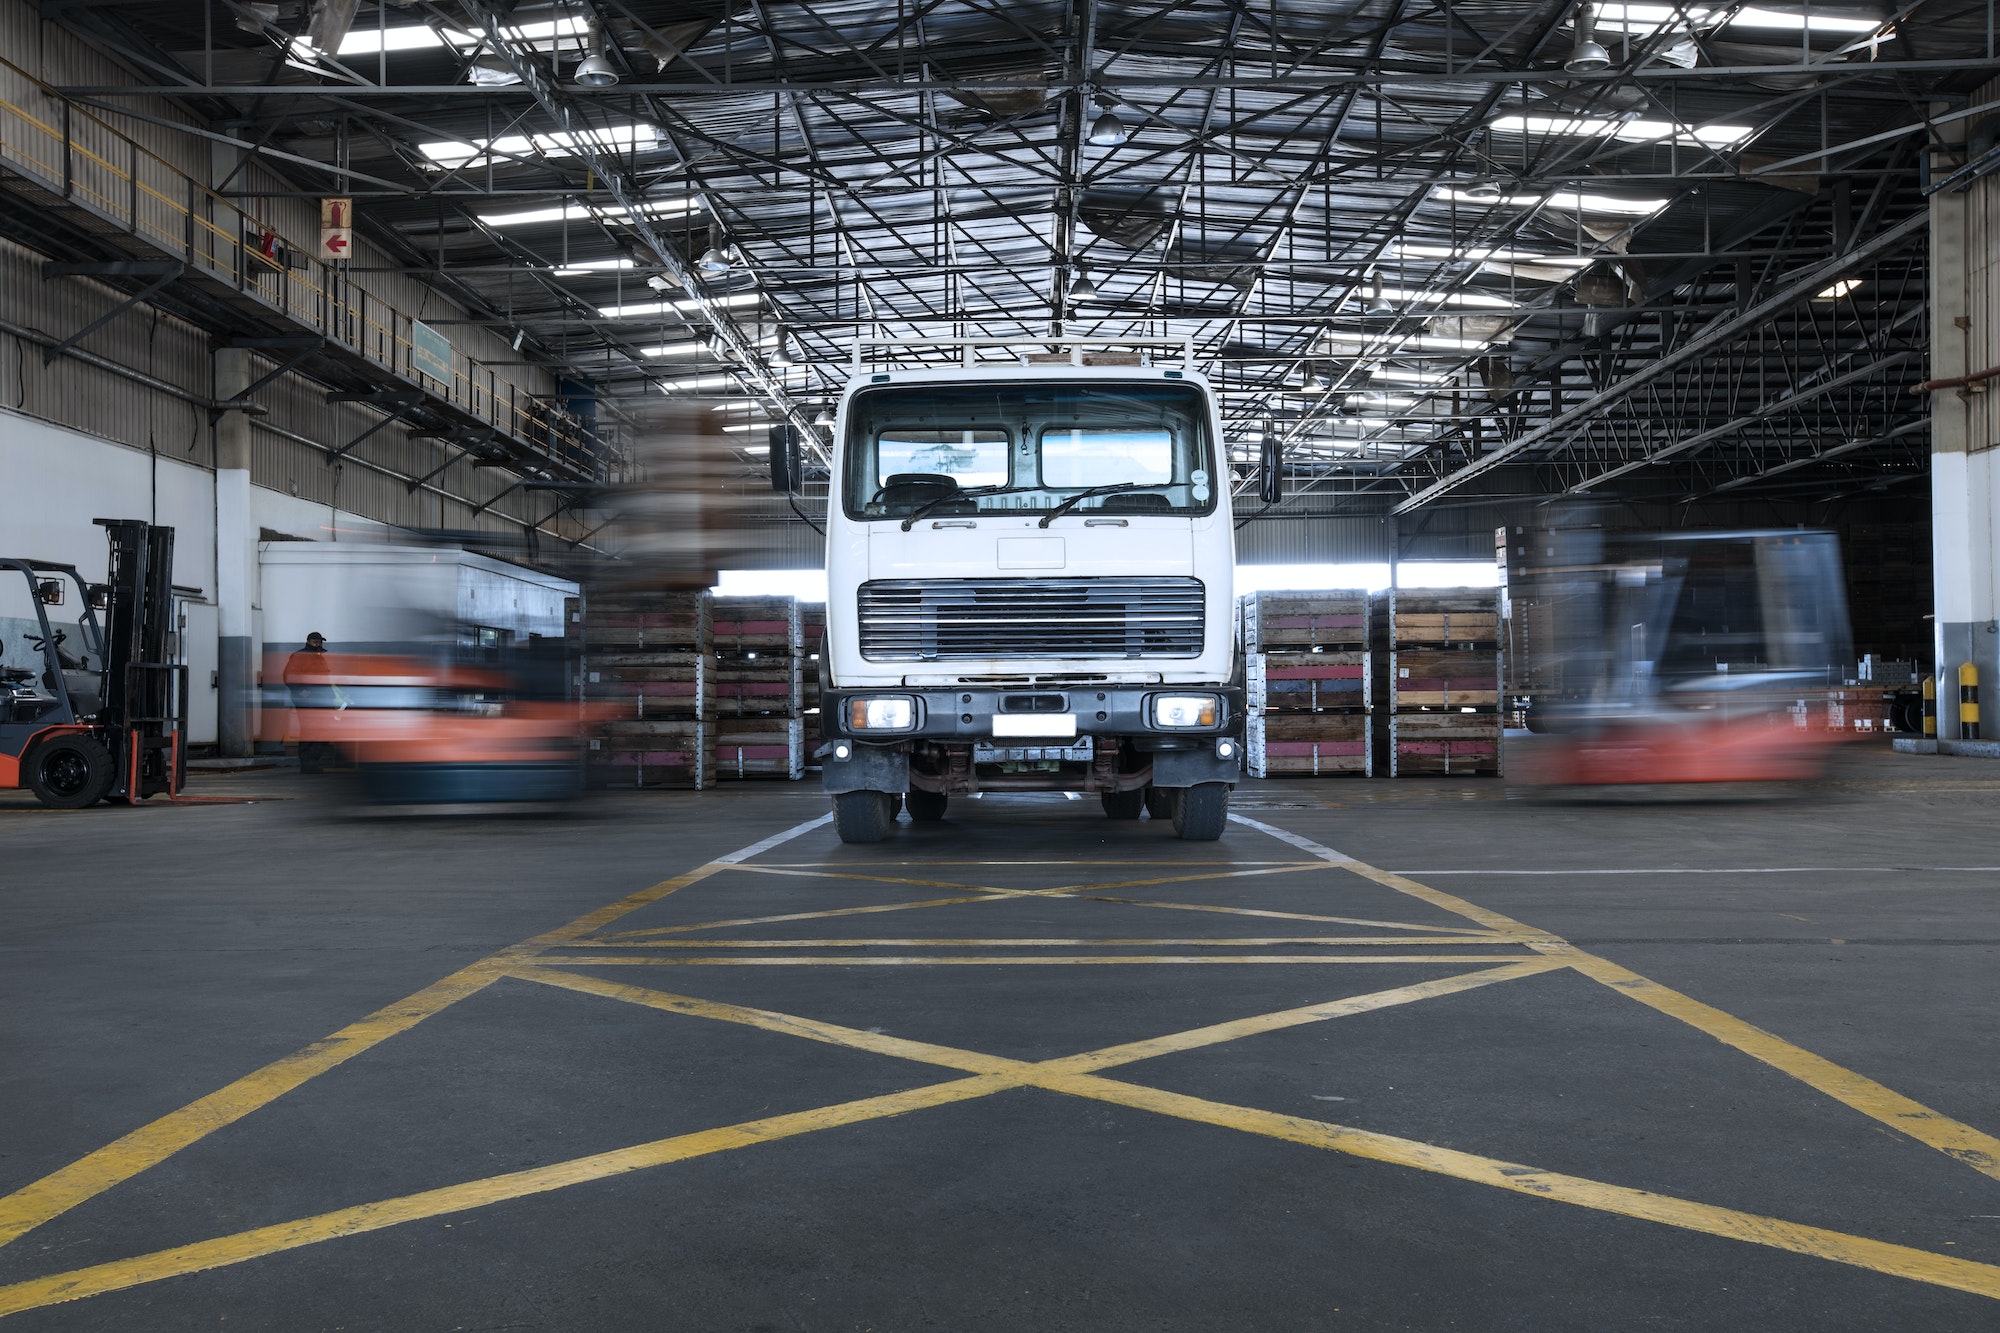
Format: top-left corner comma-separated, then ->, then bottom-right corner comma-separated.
930,520 -> 977,529
1084,518 -> 1129,527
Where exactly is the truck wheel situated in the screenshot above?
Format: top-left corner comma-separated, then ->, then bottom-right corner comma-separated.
906,788 -> 948,822
28,735 -> 115,809
1172,782 -> 1230,841
1099,789 -> 1144,820
1143,787 -> 1172,820
832,790 -> 896,843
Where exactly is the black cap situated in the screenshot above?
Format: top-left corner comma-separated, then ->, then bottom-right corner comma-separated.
306,632 -> 326,643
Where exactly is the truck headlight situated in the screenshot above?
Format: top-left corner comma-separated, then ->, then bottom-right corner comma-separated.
1152,695 -> 1219,728
847,696 -> 916,731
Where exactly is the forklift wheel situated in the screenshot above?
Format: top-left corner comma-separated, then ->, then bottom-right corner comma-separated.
27,735 -> 115,809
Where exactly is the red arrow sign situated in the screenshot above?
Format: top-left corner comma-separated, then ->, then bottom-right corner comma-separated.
324,234 -> 348,254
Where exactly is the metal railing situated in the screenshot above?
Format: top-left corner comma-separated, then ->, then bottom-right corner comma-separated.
0,55 -> 596,475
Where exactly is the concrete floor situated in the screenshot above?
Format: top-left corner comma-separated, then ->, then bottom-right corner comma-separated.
3,750 -> 1999,1329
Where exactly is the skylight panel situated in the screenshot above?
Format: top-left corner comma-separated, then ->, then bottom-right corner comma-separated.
1491,114 -> 1753,147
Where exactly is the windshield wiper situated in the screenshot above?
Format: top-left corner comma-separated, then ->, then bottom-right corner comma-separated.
898,484 -> 1030,531
1036,482 -> 1151,528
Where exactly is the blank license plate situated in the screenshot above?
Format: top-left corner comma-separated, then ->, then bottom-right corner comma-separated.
991,713 -> 1077,739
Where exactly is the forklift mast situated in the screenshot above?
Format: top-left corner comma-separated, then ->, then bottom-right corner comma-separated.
96,518 -> 178,743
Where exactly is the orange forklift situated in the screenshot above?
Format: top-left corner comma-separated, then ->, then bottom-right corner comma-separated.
0,519 -> 186,807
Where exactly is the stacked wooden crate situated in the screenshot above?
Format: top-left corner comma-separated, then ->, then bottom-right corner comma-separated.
579,588 -> 713,788
711,596 -> 805,780
1372,589 -> 1502,776
1242,591 -> 1372,777
799,601 -> 826,771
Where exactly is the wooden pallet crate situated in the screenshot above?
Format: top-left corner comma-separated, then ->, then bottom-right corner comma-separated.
1248,712 -> 1371,777
581,589 -> 711,652
713,718 -> 805,780
1241,590 -> 1370,651
1250,650 -> 1370,713
581,652 -> 711,718
712,596 -> 801,653
1381,711 -> 1502,776
1371,588 -> 1500,649
801,707 -> 823,770
1383,647 -> 1501,709
799,602 -> 825,657
713,653 -> 803,717
589,718 -> 711,788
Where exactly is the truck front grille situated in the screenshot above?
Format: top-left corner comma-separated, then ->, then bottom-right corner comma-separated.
857,577 -> 1206,661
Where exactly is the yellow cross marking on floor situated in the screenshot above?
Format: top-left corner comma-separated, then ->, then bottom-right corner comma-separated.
2,808 -> 1998,1318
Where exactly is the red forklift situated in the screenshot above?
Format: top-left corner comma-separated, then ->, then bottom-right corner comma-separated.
0,519 -> 186,808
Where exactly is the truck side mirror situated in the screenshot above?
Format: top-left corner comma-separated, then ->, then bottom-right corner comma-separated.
86,583 -> 110,609
1258,435 -> 1284,505
35,579 -> 64,606
769,424 -> 799,493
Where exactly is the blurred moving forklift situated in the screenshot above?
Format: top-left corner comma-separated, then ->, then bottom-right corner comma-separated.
1503,525 -> 1854,789
0,519 -> 186,807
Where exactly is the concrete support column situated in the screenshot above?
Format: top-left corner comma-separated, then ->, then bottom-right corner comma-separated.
1928,109 -> 2000,740
215,348 -> 256,756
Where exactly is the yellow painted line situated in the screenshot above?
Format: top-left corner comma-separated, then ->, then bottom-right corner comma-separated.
1039,959 -> 1569,1073
711,864 -> 1020,895
518,969 -> 1020,1074
12,958 -> 1993,1314
1090,896 -> 1521,939
0,1073 -> 1018,1319
524,953 -> 1529,967
1228,814 -> 2000,1187
0,958 -> 512,1252
0,816 -> 832,1252
1031,1073 -> 2000,1303
553,936 -> 1522,949
594,894 -> 1003,941
1558,950 -> 2000,1182
759,860 -> 1319,867
1010,864 -> 1332,897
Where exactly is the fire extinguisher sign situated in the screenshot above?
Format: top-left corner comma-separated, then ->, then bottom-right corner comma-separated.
319,197 -> 352,262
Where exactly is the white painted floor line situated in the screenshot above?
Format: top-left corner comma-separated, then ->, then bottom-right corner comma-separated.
1389,866 -> 2000,876
716,813 -> 835,864
1228,813 -> 1354,864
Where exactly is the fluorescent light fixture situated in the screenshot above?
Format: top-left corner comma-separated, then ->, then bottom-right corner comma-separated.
422,124 -> 661,170
1815,277 -> 1862,300
1492,113 -> 1753,147
1359,286 -> 1518,310
1590,3 -> 1884,33
719,422 -> 774,433
550,257 -> 636,276
1435,186 -> 1673,216
1392,243 -> 1593,267
655,373 -> 749,391
1317,330 -> 1497,352
1729,5 -> 1884,30
1369,368 -> 1457,385
477,198 -> 692,228
600,291 -> 763,318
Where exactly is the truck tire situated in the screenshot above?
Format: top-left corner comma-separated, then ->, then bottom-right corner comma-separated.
27,735 -> 115,809
1100,789 -> 1144,820
906,788 -> 948,822
832,790 -> 896,843
1143,787 -> 1172,820
1172,782 -> 1230,841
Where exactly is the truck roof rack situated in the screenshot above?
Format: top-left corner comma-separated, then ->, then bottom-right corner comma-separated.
845,333 -> 1198,373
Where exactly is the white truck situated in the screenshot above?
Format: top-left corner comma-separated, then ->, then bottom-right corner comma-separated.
816,347 -> 1245,843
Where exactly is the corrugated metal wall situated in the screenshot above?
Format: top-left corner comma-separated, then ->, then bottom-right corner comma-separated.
1961,75 -> 2000,454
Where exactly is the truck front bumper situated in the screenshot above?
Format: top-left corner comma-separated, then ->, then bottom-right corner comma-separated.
820,683 -> 1244,795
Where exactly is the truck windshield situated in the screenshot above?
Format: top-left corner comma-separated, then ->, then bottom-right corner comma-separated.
843,381 -> 1217,521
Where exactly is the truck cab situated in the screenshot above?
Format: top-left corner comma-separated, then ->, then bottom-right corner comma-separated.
817,353 -> 1243,843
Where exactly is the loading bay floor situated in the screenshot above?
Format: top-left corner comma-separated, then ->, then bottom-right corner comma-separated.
3,751 -> 2000,1329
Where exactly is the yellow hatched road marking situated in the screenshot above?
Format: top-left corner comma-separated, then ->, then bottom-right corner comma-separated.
596,894 -> 1003,941
0,815 -> 834,1253
553,936 -> 1518,949
8,957 -> 2000,1315
1235,815 -> 2000,1186
1088,895 -> 1521,938
524,953 -> 1530,967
